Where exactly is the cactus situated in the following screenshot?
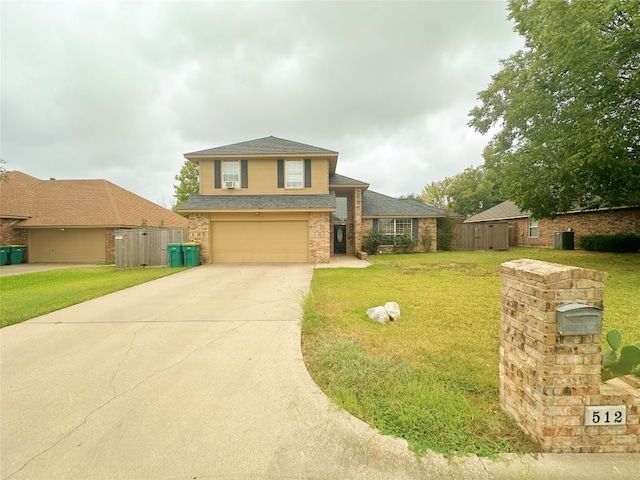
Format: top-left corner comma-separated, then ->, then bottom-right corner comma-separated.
601,328 -> 640,381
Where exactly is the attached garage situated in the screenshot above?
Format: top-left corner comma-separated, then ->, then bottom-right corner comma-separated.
211,214 -> 309,263
29,228 -> 106,263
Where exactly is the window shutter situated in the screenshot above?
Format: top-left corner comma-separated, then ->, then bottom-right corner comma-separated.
373,219 -> 379,230
277,159 -> 284,188
214,160 -> 221,189
304,159 -> 312,188
412,218 -> 419,238
241,160 -> 248,188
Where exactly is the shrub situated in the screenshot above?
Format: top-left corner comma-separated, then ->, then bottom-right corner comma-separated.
602,329 -> 640,381
420,230 -> 433,252
362,229 -> 383,255
437,217 -> 457,251
393,234 -> 418,254
579,233 -> 640,253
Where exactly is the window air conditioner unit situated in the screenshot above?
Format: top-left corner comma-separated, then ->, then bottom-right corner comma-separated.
225,181 -> 238,189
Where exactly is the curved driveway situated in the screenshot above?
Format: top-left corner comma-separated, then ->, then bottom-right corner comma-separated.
1,264 -> 485,479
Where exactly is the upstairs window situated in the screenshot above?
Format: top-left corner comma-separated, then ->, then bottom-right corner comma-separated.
286,160 -> 303,188
222,160 -> 239,187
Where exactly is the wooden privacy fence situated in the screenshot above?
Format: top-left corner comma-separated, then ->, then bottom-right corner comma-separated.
115,228 -> 186,269
454,222 -> 509,251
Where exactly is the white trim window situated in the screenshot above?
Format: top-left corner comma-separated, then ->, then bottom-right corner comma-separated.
379,218 -> 412,245
222,160 -> 239,187
286,159 -> 303,188
528,217 -> 539,238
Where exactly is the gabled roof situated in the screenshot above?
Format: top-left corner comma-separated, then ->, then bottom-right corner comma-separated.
186,136 -> 338,156
362,190 -> 447,217
329,173 -> 370,187
0,171 -> 189,229
178,193 -> 336,212
464,200 -> 529,223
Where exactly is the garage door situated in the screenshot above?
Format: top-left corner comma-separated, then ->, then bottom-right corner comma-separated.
29,228 -> 106,263
212,220 -> 308,263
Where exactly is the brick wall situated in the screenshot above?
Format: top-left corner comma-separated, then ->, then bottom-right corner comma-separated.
188,213 -> 210,264
105,229 -> 116,262
500,259 -> 639,453
309,212 -> 330,263
514,208 -> 639,248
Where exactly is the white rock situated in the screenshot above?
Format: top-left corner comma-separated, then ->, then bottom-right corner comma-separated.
384,302 -> 401,321
366,306 -> 390,324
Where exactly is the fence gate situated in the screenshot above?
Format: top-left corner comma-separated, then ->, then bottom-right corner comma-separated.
115,229 -> 186,268
453,223 -> 509,251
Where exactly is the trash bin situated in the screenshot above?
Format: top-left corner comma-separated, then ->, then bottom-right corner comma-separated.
167,243 -> 184,267
554,232 -> 575,250
9,245 -> 26,264
182,243 -> 201,267
0,246 -> 11,266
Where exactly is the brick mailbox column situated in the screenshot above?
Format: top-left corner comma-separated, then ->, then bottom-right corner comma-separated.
499,259 -> 607,452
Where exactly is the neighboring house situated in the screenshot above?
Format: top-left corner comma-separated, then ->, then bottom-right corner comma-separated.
0,171 -> 189,263
464,200 -> 639,248
178,136 -> 447,263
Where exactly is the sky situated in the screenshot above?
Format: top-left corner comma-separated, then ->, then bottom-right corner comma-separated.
1,0 -> 523,208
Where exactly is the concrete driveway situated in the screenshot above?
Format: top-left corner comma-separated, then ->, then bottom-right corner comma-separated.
0,264 -> 479,479
2,264 -> 636,479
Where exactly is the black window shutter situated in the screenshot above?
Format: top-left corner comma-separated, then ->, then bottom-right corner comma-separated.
241,160 -> 248,188
214,160 -> 221,189
277,159 -> 284,188
412,218 -> 419,238
373,219 -> 379,230
304,159 -> 312,188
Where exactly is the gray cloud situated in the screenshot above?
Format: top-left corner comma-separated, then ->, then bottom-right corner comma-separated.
1,0 -> 522,204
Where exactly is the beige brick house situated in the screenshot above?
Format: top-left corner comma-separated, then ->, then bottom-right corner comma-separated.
178,136 -> 447,263
0,171 -> 189,263
464,200 -> 639,248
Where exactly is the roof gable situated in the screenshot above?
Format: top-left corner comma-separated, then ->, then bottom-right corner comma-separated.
186,136 -> 338,156
329,173 -> 369,187
1,171 -> 188,229
362,190 -> 447,217
464,200 -> 528,223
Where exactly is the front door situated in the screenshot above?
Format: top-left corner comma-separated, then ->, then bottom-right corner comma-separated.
334,225 -> 346,254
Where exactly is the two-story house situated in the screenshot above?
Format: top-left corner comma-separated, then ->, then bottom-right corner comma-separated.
178,136 -> 447,263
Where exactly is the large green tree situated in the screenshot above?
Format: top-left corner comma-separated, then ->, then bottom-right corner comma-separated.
421,166 -> 504,216
173,160 -> 199,212
469,0 -> 640,218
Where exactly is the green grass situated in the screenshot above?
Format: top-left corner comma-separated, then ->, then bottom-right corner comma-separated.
301,248 -> 640,457
0,266 -> 186,327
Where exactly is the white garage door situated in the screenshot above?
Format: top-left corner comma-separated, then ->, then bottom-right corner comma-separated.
29,228 -> 106,263
211,220 -> 309,263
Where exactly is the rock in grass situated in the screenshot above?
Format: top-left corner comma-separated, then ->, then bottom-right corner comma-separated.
384,302 -> 401,321
367,306 -> 390,324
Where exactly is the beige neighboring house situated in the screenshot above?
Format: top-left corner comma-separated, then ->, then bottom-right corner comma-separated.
0,171 -> 189,263
178,136 -> 448,264
464,200 -> 640,248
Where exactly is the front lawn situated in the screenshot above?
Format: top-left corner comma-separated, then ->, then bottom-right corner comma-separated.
301,248 -> 640,457
0,266 -> 186,328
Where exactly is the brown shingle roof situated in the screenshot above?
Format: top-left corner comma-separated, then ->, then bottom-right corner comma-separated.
0,171 -> 188,229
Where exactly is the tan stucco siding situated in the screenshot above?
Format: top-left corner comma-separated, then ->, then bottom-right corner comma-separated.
199,158 -> 328,195
210,213 -> 309,263
28,228 -> 106,263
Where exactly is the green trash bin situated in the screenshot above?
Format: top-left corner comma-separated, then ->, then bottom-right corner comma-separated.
167,243 -> 184,267
9,245 -> 26,265
0,246 -> 11,266
182,243 -> 201,267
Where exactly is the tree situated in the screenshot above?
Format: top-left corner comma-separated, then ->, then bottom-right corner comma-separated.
421,166 -> 504,216
469,0 -> 640,218
173,160 -> 199,212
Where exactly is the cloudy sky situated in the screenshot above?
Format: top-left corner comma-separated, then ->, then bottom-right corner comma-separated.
1,0 -> 522,207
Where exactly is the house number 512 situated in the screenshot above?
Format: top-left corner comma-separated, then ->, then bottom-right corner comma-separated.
584,406 -> 626,426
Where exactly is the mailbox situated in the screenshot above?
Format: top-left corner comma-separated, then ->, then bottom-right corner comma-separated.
556,303 -> 602,336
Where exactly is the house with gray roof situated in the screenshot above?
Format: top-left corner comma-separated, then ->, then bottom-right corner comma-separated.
178,136 -> 447,263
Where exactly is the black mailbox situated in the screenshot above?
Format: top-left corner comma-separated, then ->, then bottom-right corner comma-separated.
556,303 -> 602,335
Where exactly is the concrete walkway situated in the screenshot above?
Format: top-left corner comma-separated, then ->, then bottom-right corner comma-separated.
1,264 -> 637,479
